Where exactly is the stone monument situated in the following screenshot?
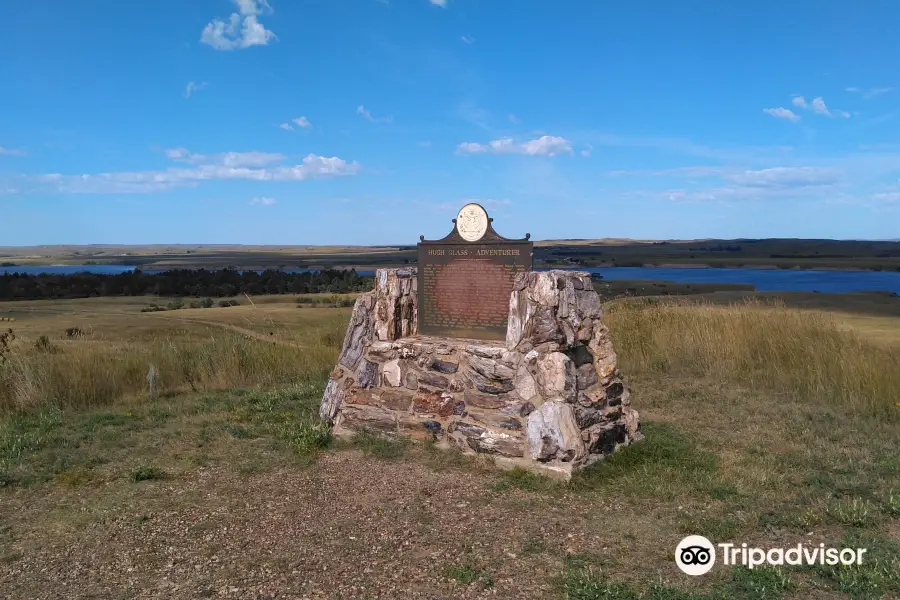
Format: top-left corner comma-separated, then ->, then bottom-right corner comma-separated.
319,204 -> 642,480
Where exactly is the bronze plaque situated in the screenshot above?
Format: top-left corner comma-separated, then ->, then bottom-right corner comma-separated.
418,205 -> 533,340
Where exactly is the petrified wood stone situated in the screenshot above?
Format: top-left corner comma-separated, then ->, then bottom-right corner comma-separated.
323,267 -> 641,481
338,293 -> 375,370
447,422 -> 523,457
357,360 -> 378,388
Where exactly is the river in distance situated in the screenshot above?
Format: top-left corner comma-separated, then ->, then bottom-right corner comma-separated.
3,264 -> 900,295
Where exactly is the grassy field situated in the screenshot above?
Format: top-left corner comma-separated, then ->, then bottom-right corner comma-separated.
1,292 -> 899,599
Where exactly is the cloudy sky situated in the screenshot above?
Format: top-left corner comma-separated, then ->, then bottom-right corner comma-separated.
2,0 -> 899,245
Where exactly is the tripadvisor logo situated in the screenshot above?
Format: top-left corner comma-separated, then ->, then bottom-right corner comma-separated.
675,535 -> 868,576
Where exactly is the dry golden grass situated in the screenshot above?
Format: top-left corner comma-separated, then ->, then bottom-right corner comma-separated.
0,297 -> 348,412
606,297 -> 900,420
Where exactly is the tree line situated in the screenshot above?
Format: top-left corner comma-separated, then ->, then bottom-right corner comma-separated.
0,268 -> 374,301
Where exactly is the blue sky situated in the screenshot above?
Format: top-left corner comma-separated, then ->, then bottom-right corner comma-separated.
2,0 -> 899,245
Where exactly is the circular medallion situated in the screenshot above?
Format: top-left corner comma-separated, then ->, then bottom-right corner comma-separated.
455,203 -> 489,242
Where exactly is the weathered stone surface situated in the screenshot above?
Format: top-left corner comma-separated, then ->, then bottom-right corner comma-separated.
418,372 -> 450,389
513,366 -> 537,401
447,421 -> 524,457
368,341 -> 395,361
467,370 -> 515,395
428,357 -> 459,374
380,389 -> 413,411
466,344 -> 504,359
623,407 -> 642,439
373,269 -> 418,342
567,345 -> 594,368
468,354 -> 517,381
519,401 -> 536,417
589,323 -> 618,379
338,293 -> 375,370
576,318 -> 593,343
575,289 -> 603,319
398,414 -> 441,441
464,391 -> 506,410
336,405 -> 397,435
357,360 -> 378,388
526,401 -> 585,463
577,387 -> 606,407
466,408 -> 522,431
345,388 -> 378,406
319,379 -> 344,424
382,359 -> 402,387
527,307 -> 565,345
534,352 -> 577,402
528,272 -> 559,306
575,363 -> 599,390
605,381 -> 625,405
583,422 -> 626,454
412,390 -> 455,417
404,372 -> 418,390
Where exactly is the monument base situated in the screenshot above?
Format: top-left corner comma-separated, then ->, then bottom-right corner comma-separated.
320,268 -> 643,481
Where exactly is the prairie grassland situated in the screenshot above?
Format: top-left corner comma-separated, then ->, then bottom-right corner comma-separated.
0,295 -> 898,599
606,297 -> 900,420
0,296 -> 348,411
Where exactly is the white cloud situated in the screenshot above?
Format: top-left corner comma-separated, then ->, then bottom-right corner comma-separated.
461,35 -> 475,44
872,192 -> 900,203
787,95 -> 851,118
201,0 -> 276,51
457,135 -> 574,157
357,105 -> 392,123
811,96 -> 831,116
250,197 -> 277,206
846,86 -> 895,99
0,146 -> 26,157
763,107 -> 800,122
726,167 -> 839,188
292,116 -> 312,129
279,123 -> 293,131
581,144 -> 593,158
429,0 -> 447,6
508,113 -> 520,124
165,148 -> 286,168
183,81 -> 209,99
417,141 -> 432,147
33,150 -> 359,194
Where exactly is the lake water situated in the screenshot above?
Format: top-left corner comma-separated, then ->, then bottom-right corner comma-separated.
3,264 -> 900,295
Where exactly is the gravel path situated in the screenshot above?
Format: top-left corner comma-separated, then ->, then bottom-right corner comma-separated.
1,450 -> 642,600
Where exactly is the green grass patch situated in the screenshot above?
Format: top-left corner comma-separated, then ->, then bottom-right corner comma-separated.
443,563 -> 493,588
722,566 -> 793,600
557,565 -> 793,600
804,532 -> 900,600
491,467 -> 562,493
351,432 -> 410,460
572,421 -> 720,499
825,498 -> 878,528
129,465 -> 166,482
